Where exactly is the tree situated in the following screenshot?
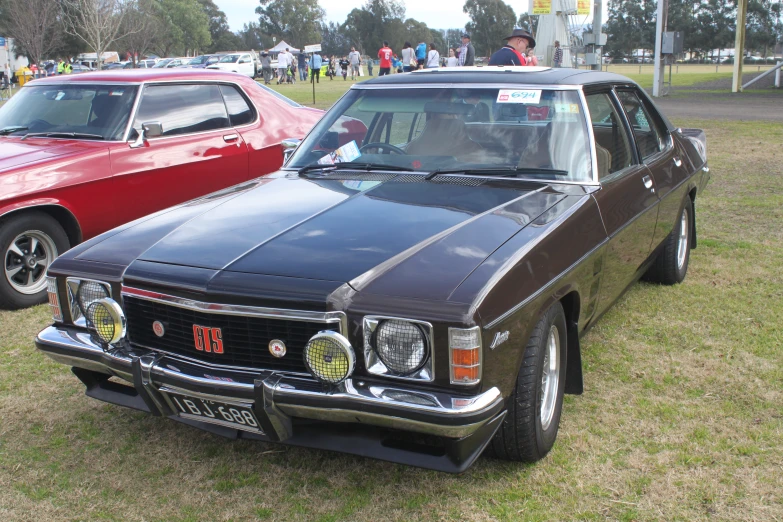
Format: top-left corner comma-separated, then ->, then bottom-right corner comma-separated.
320,21 -> 350,56
152,0 -> 211,57
604,0 -> 657,59
342,0 -> 411,53
256,0 -> 325,47
119,0 -> 163,63
746,0 -> 783,56
197,0 -> 244,52
463,0 -> 517,56
517,13 -> 539,36
1,0 -> 62,66
61,0 -> 142,69
234,22 -> 267,51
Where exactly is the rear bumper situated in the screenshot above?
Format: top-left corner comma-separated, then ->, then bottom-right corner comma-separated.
36,325 -> 506,473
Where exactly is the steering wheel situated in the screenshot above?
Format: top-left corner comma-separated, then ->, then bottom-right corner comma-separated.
26,119 -> 51,131
359,142 -> 406,155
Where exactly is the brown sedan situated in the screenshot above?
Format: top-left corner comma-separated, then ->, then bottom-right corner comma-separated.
37,68 -> 709,472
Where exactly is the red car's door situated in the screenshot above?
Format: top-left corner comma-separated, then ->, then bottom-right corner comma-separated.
110,83 -> 248,227
586,90 -> 660,316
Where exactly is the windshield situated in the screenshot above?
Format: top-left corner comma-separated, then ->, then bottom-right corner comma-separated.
0,84 -> 139,140
287,87 -> 593,182
219,55 -> 240,63
152,59 -> 172,68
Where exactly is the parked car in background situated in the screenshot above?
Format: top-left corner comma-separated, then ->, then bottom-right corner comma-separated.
186,55 -> 220,69
0,69 -> 324,309
69,64 -> 94,74
152,58 -> 189,69
35,68 -> 710,472
207,53 -> 257,77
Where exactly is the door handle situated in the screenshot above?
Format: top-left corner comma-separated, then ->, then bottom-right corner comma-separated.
673,157 -> 682,167
223,134 -> 239,143
642,175 -> 653,189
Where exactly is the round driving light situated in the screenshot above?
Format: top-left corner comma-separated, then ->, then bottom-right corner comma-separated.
303,331 -> 355,385
86,298 -> 126,345
375,320 -> 427,375
77,280 -> 110,314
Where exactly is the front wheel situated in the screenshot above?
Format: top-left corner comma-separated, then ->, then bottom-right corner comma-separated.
0,212 -> 70,309
488,301 -> 567,462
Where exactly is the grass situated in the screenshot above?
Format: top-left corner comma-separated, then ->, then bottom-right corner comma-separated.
1,85 -> 783,521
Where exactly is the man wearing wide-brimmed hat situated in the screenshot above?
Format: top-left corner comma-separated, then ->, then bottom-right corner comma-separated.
488,28 -> 536,66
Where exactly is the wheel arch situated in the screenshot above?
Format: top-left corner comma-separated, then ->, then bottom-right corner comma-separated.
0,204 -> 82,247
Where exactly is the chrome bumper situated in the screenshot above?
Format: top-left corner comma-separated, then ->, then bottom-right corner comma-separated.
36,326 -> 505,441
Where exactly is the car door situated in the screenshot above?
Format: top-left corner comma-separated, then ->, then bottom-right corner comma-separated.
616,88 -> 691,249
586,89 -> 660,316
237,54 -> 254,77
110,82 -> 249,227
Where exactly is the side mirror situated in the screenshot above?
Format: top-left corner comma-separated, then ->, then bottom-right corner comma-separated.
129,121 -> 163,149
281,137 -> 302,163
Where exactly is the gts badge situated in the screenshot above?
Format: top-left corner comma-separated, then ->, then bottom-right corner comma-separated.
490,330 -> 510,349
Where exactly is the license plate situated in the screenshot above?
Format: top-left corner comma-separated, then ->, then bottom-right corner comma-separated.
167,392 -> 262,433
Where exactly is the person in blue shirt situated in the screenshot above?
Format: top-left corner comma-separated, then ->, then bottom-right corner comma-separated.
415,42 -> 427,69
309,52 -> 323,83
391,54 -> 402,73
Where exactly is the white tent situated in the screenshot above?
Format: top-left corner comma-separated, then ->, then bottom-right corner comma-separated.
267,41 -> 300,55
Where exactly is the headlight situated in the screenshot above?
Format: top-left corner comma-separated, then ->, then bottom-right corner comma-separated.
66,278 -> 111,325
303,331 -> 355,385
374,320 -> 428,375
86,298 -> 126,345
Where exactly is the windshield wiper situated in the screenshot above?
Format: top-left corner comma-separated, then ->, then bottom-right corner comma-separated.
0,126 -> 29,136
21,132 -> 105,141
298,162 -> 413,177
425,167 -> 569,180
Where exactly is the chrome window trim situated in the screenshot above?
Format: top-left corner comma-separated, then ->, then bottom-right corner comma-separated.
363,315 -> 434,383
577,87 -> 600,184
448,326 -> 483,386
121,286 -> 347,335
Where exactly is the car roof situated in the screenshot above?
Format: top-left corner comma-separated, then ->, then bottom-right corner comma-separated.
25,69 -> 253,85
360,66 -> 637,87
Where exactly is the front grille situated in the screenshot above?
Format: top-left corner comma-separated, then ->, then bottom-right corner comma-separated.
124,297 -> 336,374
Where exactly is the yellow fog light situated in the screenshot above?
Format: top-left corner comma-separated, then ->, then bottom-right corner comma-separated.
303,331 -> 355,385
87,298 -> 126,345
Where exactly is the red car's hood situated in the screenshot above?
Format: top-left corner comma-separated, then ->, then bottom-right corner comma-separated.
0,139 -> 101,171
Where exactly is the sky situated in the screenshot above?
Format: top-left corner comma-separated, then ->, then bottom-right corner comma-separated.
215,0 -> 473,32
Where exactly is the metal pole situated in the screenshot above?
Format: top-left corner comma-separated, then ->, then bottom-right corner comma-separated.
592,0 -> 603,71
732,0 -> 748,92
741,60 -> 783,89
652,0 -> 666,97
776,61 -> 781,88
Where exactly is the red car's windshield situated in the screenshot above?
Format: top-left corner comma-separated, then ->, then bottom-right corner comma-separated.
0,84 -> 139,141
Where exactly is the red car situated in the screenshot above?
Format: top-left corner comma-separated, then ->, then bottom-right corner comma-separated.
0,70 -> 322,309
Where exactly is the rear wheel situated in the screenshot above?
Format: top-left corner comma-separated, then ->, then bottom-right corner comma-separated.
645,198 -> 693,285
488,301 -> 567,462
0,212 -> 70,309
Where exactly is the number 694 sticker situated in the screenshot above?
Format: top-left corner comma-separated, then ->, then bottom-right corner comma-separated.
496,89 -> 542,104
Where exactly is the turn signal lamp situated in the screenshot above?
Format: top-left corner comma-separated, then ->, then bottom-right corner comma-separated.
449,327 -> 482,385
46,276 -> 63,322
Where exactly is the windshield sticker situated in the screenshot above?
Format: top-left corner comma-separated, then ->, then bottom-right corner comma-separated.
496,89 -> 541,104
55,91 -> 66,101
109,89 -> 125,96
317,140 -> 362,165
555,103 -> 580,114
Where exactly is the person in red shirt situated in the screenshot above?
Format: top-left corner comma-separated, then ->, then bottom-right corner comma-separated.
378,41 -> 393,76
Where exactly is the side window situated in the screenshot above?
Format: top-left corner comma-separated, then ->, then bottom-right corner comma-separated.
585,92 -> 634,179
133,84 -> 230,137
616,90 -> 667,160
219,85 -> 255,126
388,112 -> 417,146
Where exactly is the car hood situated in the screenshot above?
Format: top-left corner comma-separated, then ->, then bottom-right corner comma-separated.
0,139 -> 96,171
72,172 -> 567,302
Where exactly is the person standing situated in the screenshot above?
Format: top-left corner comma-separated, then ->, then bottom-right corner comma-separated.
446,48 -> 459,67
426,44 -> 440,68
276,50 -> 289,84
260,52 -> 272,84
310,52 -> 322,83
378,41 -> 393,76
488,28 -> 534,66
526,48 -> 539,66
57,59 -> 65,75
553,40 -> 563,68
339,56 -> 350,79
64,61 -> 72,74
459,34 -> 475,66
401,42 -> 415,72
415,41 -> 427,69
348,47 -> 361,80
367,56 -> 373,76
298,52 -> 307,81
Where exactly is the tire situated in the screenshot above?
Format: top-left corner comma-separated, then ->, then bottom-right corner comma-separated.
0,212 -> 70,310
488,301 -> 568,462
644,198 -> 693,285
